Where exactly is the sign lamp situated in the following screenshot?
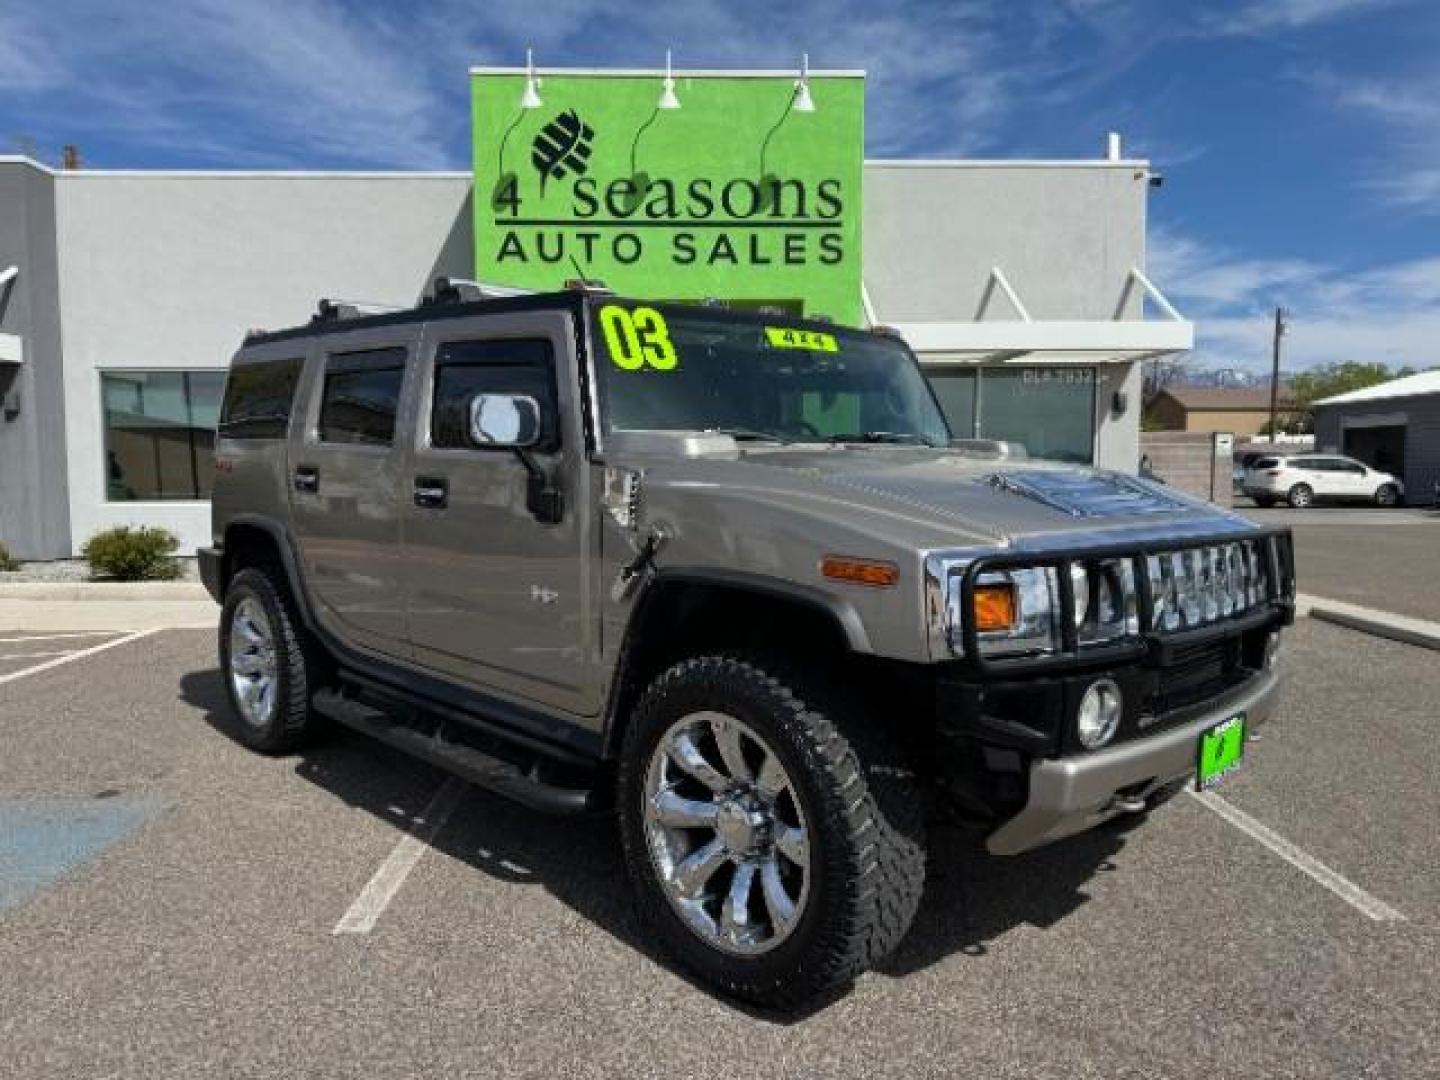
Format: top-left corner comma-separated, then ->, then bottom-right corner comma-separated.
520,48 -> 543,109
658,50 -> 681,110
792,53 -> 816,113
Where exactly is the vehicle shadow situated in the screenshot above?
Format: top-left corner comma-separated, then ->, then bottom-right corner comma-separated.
181,667 -> 1123,1021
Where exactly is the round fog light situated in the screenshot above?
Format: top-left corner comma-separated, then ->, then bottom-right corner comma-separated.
1077,679 -> 1123,749
1264,630 -> 1282,670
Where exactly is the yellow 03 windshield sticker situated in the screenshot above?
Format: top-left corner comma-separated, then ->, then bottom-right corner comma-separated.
764,326 -> 839,353
599,304 -> 678,371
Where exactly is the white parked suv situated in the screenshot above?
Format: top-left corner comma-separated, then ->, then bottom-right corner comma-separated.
1243,454 -> 1404,508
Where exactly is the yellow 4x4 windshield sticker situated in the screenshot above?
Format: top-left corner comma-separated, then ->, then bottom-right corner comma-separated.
599,305 -> 678,371
764,326 -> 839,353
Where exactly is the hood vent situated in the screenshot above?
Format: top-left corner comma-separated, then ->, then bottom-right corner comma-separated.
985,469 -> 1191,518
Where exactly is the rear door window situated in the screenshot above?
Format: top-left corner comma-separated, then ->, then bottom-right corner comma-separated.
219,356 -> 304,440
318,347 -> 408,445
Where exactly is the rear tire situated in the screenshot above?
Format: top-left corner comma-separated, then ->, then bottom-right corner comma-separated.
1286,483 -> 1314,509
617,654 -> 925,1007
1375,483 -> 1400,507
1252,495 -> 1276,508
219,567 -> 328,753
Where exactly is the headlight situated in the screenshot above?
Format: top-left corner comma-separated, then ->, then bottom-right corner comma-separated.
1076,679 -> 1123,749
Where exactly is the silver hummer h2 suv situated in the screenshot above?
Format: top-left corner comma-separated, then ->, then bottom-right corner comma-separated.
200,281 -> 1295,1006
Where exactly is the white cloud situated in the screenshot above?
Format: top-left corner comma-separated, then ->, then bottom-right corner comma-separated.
2,0 -> 453,167
1299,68 -> 1440,215
1198,0 -> 1408,35
1151,228 -> 1440,372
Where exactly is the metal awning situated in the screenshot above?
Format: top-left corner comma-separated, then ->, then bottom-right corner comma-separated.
869,266 -> 1193,365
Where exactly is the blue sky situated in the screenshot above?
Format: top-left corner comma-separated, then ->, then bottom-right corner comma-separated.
3,0 -> 1437,373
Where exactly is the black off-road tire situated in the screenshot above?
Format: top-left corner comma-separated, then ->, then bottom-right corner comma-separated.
218,566 -> 328,754
1287,483 -> 1314,509
617,654 -> 926,1007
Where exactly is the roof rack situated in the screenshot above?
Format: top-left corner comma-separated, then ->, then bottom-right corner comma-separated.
424,277 -> 535,306
311,298 -> 405,324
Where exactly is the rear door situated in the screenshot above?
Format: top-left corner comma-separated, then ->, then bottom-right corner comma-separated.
288,324 -> 419,660
402,309 -> 596,718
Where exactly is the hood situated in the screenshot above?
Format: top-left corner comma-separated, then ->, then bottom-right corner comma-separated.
608,435 -> 1255,551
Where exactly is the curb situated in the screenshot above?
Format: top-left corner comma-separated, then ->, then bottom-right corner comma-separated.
1296,592 -> 1440,652
0,581 -> 212,602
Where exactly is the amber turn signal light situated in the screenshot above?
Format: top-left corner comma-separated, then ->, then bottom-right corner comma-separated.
821,556 -> 900,588
973,582 -> 1017,632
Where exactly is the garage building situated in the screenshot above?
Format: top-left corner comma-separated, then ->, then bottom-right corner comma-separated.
1313,370 -> 1440,505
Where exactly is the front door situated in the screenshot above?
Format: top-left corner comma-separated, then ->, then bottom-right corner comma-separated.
403,311 -> 594,718
288,327 -> 418,659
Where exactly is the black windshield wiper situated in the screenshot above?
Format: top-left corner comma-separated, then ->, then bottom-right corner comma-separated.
826,431 -> 934,447
706,427 -> 792,444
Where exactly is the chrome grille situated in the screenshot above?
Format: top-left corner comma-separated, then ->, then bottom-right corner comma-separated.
1146,540 -> 1269,633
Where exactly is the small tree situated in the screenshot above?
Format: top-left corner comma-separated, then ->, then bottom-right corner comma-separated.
0,541 -> 19,572
1291,362 -> 1413,412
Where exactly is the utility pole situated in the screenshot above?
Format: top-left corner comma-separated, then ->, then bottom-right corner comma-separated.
1268,306 -> 1288,444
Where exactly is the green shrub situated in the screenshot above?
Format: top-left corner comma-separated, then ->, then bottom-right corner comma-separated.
82,526 -> 181,581
0,541 -> 18,572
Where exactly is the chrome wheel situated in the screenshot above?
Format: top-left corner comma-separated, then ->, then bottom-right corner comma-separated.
228,597 -> 278,727
642,711 -> 810,956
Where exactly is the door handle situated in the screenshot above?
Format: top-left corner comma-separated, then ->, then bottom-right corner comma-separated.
413,476 -> 449,509
293,465 -> 320,493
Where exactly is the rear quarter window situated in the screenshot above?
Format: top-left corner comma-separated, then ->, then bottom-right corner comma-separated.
218,356 -> 305,440
1251,457 -> 1280,469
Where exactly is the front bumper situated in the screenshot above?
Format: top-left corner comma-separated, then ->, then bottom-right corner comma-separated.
986,667 -> 1280,855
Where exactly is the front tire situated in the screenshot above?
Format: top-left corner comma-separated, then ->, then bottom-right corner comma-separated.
219,567 -> 327,753
618,655 -> 925,1007
1287,483 -> 1314,509
1375,483 -> 1400,507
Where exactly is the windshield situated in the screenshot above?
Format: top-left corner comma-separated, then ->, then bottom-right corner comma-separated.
589,302 -> 951,446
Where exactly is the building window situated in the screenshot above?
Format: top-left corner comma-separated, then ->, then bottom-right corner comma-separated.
430,339 -> 557,450
102,370 -> 226,501
923,366 -> 1096,464
979,368 -> 1096,464
318,347 -> 408,446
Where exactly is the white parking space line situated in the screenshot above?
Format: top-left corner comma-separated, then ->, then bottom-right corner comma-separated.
1190,790 -> 1406,923
0,629 -> 159,687
0,631 -> 126,644
333,778 -> 468,935
0,650 -> 75,662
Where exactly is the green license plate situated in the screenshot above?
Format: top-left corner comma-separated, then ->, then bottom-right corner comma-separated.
1197,714 -> 1246,790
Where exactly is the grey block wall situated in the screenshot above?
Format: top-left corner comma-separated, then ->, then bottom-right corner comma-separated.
1140,432 -> 1232,506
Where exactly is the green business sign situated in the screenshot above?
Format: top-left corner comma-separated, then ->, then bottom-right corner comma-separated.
471,70 -> 864,324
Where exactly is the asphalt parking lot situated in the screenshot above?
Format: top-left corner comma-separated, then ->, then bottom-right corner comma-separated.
2,616 -> 1438,1079
1241,505 -> 1440,620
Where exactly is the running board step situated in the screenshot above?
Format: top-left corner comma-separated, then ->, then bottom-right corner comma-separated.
311,688 -> 595,815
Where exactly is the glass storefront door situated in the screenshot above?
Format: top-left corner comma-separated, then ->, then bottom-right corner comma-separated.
924,365 -> 1097,464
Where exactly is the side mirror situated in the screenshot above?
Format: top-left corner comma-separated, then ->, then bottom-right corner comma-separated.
468,393 -> 542,449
